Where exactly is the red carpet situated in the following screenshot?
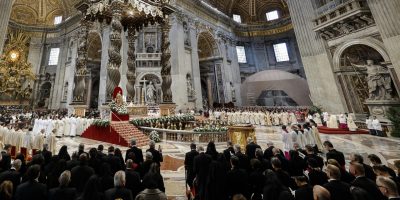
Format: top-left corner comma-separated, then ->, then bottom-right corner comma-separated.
318,126 -> 369,135
81,122 -> 149,147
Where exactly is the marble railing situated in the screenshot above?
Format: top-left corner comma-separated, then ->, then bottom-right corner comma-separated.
136,53 -> 162,61
139,127 -> 229,143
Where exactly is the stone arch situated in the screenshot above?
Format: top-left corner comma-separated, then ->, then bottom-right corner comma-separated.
136,73 -> 162,85
333,37 -> 390,71
197,31 -> 221,59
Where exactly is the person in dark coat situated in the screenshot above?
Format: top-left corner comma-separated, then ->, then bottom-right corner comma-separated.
15,164 -> 47,200
351,153 -> 376,181
245,137 -> 261,159
41,144 -> 52,166
184,143 -> 199,189
77,175 -> 105,200
376,176 -> 400,200
307,158 -> 328,186
288,150 -> 306,177
70,154 -> 95,194
294,176 -> 313,200
303,145 -> 324,170
263,169 -> 294,200
326,159 -> 354,183
0,145 -> 12,173
324,141 -> 345,167
105,146 -> 124,174
48,170 -> 77,200
226,155 -> 250,199
66,152 -> 79,170
272,157 -> 295,189
249,159 -> 265,200
146,140 -> 163,165
263,142 -> 275,161
205,154 -> 228,200
141,152 -> 154,178
142,163 -> 165,193
349,161 -> 385,200
98,163 -> 114,192
323,164 -> 354,200
105,171 -> 133,200
234,144 -> 251,171
0,159 -> 22,194
223,141 -> 235,167
368,154 -> 397,179
125,139 -> 144,164
193,146 -> 212,200
58,145 -> 71,162
97,145 -> 106,159
125,159 -> 143,198
255,148 -> 271,172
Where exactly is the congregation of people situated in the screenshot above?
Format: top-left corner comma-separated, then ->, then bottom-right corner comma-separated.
184,138 -> 400,200
0,139 -> 166,200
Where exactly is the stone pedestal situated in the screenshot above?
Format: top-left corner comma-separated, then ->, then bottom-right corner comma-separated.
72,105 -> 87,117
159,103 -> 176,116
364,99 -> 400,122
128,105 -> 148,117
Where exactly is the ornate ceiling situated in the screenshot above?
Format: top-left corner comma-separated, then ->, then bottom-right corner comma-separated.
10,0 -> 80,26
205,0 -> 289,24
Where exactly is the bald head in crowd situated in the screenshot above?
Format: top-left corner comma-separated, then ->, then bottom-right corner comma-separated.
349,161 -> 365,177
313,185 -> 331,200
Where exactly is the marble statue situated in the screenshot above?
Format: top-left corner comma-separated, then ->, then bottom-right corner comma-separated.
186,75 -> 195,97
230,82 -> 236,102
352,60 -> 393,100
146,81 -> 156,104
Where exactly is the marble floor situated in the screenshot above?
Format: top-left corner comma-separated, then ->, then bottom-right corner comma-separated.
56,126 -> 400,199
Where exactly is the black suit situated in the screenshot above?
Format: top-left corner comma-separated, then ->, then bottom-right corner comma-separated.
0,169 -> 21,193
236,152 -> 250,171
245,142 -> 261,159
125,169 -> 143,198
323,179 -> 354,200
263,146 -> 274,160
146,148 -> 163,165
304,154 -> 324,169
184,149 -> 199,188
48,187 -> 77,200
41,149 -> 52,165
326,149 -> 345,167
0,152 -> 11,172
223,147 -> 235,162
362,163 -> 377,181
105,154 -> 124,174
125,146 -> 144,164
351,176 -> 385,200
71,164 -> 95,194
227,167 -> 250,199
308,169 -> 328,186
193,152 -> 212,200
105,187 -> 133,200
295,184 -> 313,200
15,180 -> 47,200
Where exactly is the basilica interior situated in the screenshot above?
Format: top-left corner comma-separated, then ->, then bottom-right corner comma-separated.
1,0 -> 400,199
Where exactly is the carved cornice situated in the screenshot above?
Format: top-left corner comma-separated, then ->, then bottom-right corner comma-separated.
234,23 -> 293,37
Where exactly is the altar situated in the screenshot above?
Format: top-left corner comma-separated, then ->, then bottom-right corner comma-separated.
227,125 -> 256,150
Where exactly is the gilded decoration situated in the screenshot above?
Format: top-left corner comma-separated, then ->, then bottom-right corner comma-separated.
0,31 -> 36,102
11,0 -> 80,26
234,23 -> 293,37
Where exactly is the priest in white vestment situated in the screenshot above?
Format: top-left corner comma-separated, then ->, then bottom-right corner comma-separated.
33,129 -> 45,150
69,117 -> 77,137
281,125 -> 292,151
47,129 -> 58,155
347,114 -> 358,131
327,115 -> 338,128
22,128 -> 34,152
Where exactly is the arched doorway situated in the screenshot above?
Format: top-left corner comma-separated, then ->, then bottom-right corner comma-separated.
336,44 -> 387,114
87,32 -> 102,108
197,31 -> 223,109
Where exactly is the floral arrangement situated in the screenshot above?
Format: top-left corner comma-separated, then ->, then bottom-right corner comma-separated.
109,100 -> 128,115
92,119 -> 110,127
193,126 -> 228,132
130,115 -> 195,127
149,130 -> 161,142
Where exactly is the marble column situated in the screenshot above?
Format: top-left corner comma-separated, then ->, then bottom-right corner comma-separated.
367,0 -> 400,91
0,0 -> 13,54
206,75 -> 213,108
98,25 -> 110,107
286,0 -> 346,112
